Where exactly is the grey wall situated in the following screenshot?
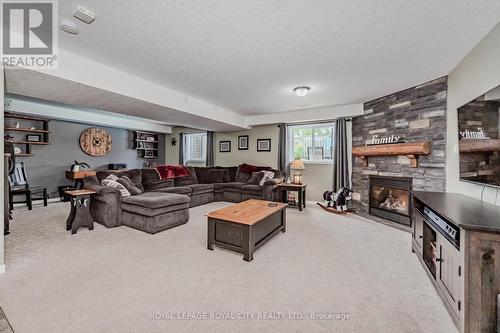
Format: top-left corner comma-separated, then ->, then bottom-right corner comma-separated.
351,76 -> 447,211
15,119 -> 165,197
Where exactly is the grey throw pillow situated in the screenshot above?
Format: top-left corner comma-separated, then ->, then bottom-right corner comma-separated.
246,172 -> 264,185
235,170 -> 251,183
117,176 -> 143,195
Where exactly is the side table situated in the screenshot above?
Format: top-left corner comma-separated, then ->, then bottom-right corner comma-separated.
65,170 -> 97,189
278,183 -> 306,211
65,189 -> 96,234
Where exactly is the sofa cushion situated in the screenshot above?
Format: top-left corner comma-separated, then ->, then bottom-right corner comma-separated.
241,184 -> 263,193
150,186 -> 192,196
141,168 -> 161,184
117,176 -> 143,195
174,166 -> 198,186
247,172 -> 264,185
235,170 -> 251,183
122,201 -> 189,217
220,169 -> 231,183
122,192 -> 190,209
213,183 -> 224,191
207,169 -> 226,183
222,182 -> 246,190
193,167 -> 210,184
217,166 -> 237,182
187,183 -> 214,195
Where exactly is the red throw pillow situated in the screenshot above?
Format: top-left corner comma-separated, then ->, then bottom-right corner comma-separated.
170,165 -> 190,178
154,165 -> 188,179
239,163 -> 258,174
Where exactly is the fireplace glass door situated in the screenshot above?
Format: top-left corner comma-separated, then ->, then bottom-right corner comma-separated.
370,185 -> 410,216
369,175 -> 412,225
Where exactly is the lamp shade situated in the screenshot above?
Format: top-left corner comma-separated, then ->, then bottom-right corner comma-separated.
290,159 -> 306,170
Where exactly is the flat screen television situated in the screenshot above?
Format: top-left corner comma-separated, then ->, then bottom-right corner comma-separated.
458,84 -> 500,188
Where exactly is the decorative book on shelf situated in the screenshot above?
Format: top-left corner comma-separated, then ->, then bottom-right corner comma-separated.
133,131 -> 159,159
4,112 -> 50,157
352,141 -> 431,168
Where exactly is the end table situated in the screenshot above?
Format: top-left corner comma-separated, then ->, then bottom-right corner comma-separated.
65,189 -> 96,234
278,183 -> 306,211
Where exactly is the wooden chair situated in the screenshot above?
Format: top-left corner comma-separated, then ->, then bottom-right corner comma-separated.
9,162 -> 48,210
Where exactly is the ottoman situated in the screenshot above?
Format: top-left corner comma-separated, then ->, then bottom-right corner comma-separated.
121,192 -> 190,234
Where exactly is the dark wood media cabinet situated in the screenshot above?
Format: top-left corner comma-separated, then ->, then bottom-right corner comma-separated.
412,191 -> 500,333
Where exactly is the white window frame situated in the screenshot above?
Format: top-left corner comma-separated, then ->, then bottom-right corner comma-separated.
288,123 -> 335,165
184,132 -> 207,163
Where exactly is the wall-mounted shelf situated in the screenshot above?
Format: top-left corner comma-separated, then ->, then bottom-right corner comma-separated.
352,141 -> 431,168
135,139 -> 159,143
4,113 -> 50,158
5,127 -> 50,134
8,140 -> 50,145
133,131 -> 159,159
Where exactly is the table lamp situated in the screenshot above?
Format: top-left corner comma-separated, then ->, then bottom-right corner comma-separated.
290,159 -> 306,184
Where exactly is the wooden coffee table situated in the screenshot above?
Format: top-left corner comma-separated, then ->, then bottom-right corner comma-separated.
206,199 -> 287,262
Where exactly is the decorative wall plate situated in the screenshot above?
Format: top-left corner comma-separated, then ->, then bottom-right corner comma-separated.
79,128 -> 112,156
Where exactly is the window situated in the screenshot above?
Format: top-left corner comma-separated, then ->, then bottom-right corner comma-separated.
290,123 -> 335,162
184,133 -> 207,162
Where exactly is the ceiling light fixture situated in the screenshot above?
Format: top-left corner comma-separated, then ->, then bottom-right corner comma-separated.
293,86 -> 310,97
60,20 -> 79,34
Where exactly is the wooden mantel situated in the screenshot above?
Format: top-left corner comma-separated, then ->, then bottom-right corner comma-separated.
352,141 -> 431,168
459,139 -> 500,153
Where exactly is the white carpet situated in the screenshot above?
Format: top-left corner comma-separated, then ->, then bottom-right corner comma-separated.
0,202 -> 457,333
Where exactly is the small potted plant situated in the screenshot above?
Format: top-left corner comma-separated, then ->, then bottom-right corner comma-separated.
71,160 -> 91,172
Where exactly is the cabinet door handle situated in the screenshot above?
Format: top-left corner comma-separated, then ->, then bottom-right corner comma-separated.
435,258 -> 441,262
419,235 -> 423,239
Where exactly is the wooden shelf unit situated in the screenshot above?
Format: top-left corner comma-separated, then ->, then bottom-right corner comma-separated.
352,141 -> 431,167
4,112 -> 50,157
133,131 -> 159,159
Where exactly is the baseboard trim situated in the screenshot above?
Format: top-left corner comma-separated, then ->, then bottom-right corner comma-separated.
0,264 -> 5,274
13,197 -> 61,208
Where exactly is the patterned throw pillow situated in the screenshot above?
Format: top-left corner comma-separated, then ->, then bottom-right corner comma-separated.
117,176 -> 143,195
247,172 -> 265,185
259,171 -> 275,186
101,175 -> 131,197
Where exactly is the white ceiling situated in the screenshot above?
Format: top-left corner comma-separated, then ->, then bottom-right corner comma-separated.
4,69 -> 243,131
52,0 -> 500,115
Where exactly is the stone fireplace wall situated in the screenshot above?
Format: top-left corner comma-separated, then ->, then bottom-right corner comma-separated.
351,76 -> 447,211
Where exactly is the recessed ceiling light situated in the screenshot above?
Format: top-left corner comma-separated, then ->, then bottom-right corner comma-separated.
293,86 -> 310,97
60,20 -> 79,34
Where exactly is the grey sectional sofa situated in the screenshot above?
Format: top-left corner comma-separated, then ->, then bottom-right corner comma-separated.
83,165 -> 284,234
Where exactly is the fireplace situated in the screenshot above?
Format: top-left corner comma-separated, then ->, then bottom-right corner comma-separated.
369,175 -> 412,226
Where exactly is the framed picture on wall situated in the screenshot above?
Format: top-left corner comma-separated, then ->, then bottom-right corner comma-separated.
257,139 -> 271,152
238,135 -> 249,150
219,140 -> 231,152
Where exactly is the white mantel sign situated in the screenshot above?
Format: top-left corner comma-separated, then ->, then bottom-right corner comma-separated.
459,128 -> 488,139
366,135 -> 402,145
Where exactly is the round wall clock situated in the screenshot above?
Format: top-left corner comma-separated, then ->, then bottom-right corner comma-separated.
79,128 -> 112,156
